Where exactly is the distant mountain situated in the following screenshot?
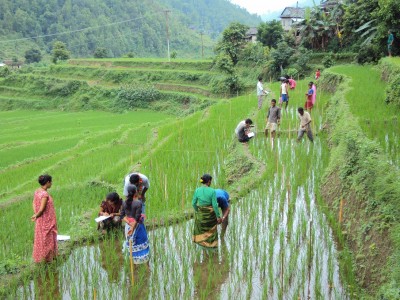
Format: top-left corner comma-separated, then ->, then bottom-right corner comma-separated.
0,0 -> 261,60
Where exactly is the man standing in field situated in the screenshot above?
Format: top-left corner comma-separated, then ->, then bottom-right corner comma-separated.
279,79 -> 289,110
265,99 -> 281,140
388,30 -> 394,57
257,76 -> 268,110
235,118 -> 254,143
123,173 -> 150,211
297,107 -> 313,143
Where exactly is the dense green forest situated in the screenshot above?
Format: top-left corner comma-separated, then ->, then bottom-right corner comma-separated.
0,0 -> 260,60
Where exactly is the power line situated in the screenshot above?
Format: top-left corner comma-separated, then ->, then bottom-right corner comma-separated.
0,12 -> 164,44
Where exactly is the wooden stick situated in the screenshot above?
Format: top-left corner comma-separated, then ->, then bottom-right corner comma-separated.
339,198 -> 344,224
129,239 -> 135,285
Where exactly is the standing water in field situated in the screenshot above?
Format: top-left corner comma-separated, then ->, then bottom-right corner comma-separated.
16,108 -> 349,299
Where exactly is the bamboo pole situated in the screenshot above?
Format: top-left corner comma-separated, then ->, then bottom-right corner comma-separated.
339,198 -> 344,224
93,288 -> 96,300
129,239 -> 135,285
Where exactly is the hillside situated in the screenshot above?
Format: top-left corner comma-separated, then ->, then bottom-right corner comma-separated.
0,0 -> 260,60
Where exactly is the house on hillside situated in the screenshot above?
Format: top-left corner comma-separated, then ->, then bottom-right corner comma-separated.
245,27 -> 258,43
279,6 -> 305,31
320,0 -> 340,12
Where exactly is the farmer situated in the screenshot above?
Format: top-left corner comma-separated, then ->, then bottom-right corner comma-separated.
288,76 -> 296,90
305,82 -> 314,111
31,174 -> 58,263
192,174 -> 222,249
279,79 -> 289,110
98,192 -> 123,233
235,118 -> 254,143
265,99 -> 281,140
388,30 -> 394,57
256,76 -> 269,110
297,107 -> 313,142
215,189 -> 230,234
315,69 -> 321,80
121,185 -> 150,264
123,172 -> 150,212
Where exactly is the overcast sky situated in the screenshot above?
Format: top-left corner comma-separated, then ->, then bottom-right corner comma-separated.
230,0 -> 300,14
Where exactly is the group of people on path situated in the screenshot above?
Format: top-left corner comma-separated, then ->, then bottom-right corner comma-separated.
235,76 -> 317,144
32,172 -> 151,264
32,169 -> 231,264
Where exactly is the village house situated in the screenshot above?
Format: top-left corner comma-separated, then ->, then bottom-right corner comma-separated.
245,27 -> 258,43
279,6 -> 305,31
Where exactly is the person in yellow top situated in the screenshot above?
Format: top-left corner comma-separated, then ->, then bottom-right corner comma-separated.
192,174 -> 222,249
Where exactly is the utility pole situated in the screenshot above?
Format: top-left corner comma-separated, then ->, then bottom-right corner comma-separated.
164,10 -> 171,62
200,31 -> 204,59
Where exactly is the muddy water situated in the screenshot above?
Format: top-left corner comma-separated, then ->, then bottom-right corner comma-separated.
17,135 -> 349,300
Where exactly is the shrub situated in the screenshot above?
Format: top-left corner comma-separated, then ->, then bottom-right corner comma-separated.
114,85 -> 161,110
385,73 -> 400,107
286,68 -> 298,77
356,44 -> 383,64
210,74 -> 243,96
0,66 -> 11,78
93,47 -> 109,58
322,53 -> 335,68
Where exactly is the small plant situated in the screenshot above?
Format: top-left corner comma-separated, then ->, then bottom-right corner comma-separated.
322,53 -> 335,68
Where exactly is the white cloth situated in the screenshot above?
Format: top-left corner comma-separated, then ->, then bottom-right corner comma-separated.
257,81 -> 265,96
281,83 -> 287,95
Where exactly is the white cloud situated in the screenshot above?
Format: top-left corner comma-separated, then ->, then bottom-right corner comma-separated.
230,0 -> 300,14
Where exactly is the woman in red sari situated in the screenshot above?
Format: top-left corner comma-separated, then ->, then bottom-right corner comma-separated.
31,174 -> 58,263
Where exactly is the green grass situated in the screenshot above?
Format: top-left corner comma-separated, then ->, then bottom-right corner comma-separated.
330,65 -> 400,166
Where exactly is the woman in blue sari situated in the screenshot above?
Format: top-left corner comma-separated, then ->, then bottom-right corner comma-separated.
121,185 -> 150,264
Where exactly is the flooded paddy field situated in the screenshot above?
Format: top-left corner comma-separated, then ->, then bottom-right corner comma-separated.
15,104 -> 349,299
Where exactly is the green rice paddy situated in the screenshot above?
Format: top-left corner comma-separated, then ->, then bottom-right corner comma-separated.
4,59 -> 394,298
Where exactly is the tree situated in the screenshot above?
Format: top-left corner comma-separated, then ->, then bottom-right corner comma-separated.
269,41 -> 295,75
215,22 -> 249,65
52,41 -> 70,63
257,20 -> 284,48
24,48 -> 42,63
93,47 -> 109,58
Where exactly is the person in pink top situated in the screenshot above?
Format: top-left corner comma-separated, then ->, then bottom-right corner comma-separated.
31,174 -> 58,263
288,76 -> 296,90
315,69 -> 321,80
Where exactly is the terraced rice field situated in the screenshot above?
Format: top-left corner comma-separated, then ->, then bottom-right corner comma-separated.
0,59 -> 354,299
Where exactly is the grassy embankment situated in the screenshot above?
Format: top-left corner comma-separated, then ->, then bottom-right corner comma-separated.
320,63 -> 400,299
0,58 -> 234,115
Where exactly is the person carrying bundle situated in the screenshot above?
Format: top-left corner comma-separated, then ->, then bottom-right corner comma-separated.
192,174 -> 222,249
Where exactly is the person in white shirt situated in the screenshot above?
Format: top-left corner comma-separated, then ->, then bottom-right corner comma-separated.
280,79 -> 289,110
235,119 -> 254,143
257,77 -> 268,110
297,107 -> 313,142
123,172 -> 150,201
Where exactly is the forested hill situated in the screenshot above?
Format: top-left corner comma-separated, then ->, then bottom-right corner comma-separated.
0,0 -> 260,59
